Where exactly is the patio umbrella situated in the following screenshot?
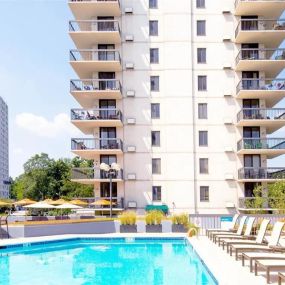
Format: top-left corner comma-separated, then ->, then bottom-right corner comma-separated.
90,199 -> 116,206
0,201 -> 11,207
51,199 -> 68,205
42,199 -> 55,204
70,199 -> 88,207
14,198 -> 36,206
23,202 -> 56,209
55,203 -> 82,209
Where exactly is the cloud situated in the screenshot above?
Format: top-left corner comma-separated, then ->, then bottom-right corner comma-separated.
15,112 -> 80,138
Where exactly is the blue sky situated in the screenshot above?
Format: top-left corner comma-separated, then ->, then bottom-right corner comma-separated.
0,1 -> 284,177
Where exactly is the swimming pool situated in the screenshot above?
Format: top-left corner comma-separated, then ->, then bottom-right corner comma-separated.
0,238 -> 217,285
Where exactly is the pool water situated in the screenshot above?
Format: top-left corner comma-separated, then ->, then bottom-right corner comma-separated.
0,238 -> 217,285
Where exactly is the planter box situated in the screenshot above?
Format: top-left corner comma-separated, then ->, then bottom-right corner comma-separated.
146,225 -> 162,233
172,224 -> 188,233
120,225 -> 137,233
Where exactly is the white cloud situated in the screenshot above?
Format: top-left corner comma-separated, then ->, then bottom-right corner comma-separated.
15,112 -> 80,138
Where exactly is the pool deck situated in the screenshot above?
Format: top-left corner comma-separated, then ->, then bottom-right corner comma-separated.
0,234 -> 281,284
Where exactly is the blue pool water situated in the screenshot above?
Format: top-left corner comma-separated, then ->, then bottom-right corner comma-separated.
0,238 -> 217,285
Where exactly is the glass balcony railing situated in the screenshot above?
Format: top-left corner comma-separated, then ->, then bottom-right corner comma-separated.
236,78 -> 285,93
238,197 -> 285,209
236,48 -> 285,65
71,108 -> 123,121
235,19 -> 285,37
70,49 -> 121,62
71,138 -> 123,151
72,168 -> 123,180
237,108 -> 285,122
69,20 -> 120,33
70,79 -> 122,93
237,138 -> 285,151
238,167 -> 285,180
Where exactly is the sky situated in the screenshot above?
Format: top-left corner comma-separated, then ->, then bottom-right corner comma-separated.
0,1 -> 284,178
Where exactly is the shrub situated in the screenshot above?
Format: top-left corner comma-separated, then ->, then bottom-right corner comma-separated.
145,210 -> 164,225
171,213 -> 189,227
119,211 -> 137,226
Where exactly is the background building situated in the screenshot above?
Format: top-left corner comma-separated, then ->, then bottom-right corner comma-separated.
68,0 -> 285,214
0,96 -> 9,199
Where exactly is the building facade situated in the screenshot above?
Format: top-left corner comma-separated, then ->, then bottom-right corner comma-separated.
0,96 -> 9,199
68,0 -> 285,214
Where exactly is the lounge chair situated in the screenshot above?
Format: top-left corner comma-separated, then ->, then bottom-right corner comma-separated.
212,216 -> 247,244
229,221 -> 285,260
206,214 -> 239,238
225,219 -> 270,253
218,217 -> 256,248
255,259 -> 285,284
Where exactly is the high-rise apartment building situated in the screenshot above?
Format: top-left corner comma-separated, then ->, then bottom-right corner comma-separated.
0,96 -> 9,199
68,0 -> 285,214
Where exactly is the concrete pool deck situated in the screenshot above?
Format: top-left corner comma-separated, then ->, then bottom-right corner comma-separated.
0,234 -> 281,284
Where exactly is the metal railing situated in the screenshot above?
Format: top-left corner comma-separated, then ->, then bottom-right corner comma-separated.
69,20 -> 120,33
71,138 -> 123,151
71,108 -> 123,121
71,168 -> 124,180
235,19 -> 285,38
70,79 -> 122,93
238,167 -> 285,180
239,197 -> 285,210
236,48 -> 285,65
70,49 -> 121,62
237,108 -> 285,122
237,138 -> 285,151
236,78 -> 285,93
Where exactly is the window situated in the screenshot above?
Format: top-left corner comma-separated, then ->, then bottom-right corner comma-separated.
198,103 -> 207,119
199,131 -> 208,146
151,103 -> 160,119
197,20 -> 206,36
152,158 -> 161,174
150,48 -> 159,63
150,76 -> 159,91
200,186 -> 209,202
198,76 -> 207,91
149,0 -> 158,8
196,0 -> 205,8
199,158 -> 208,174
152,186 -> 161,201
149,20 -> 158,36
152,131 -> 160,146
197,48 -> 206,63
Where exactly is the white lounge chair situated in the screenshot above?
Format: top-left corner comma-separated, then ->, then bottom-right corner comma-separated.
229,221 -> 285,260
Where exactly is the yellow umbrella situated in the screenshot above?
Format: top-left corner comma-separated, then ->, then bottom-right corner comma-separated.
70,199 -> 88,207
91,199 -> 116,206
0,201 -> 11,207
14,198 -> 36,206
51,199 -> 67,205
42,199 -> 55,204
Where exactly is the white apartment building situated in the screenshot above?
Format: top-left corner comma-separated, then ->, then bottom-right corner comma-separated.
0,96 -> 9,199
68,0 -> 285,214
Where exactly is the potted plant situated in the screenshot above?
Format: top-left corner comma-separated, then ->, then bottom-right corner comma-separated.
171,213 -> 190,233
119,211 -> 137,233
145,210 -> 163,233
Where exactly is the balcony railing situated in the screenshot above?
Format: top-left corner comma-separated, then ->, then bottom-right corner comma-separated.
71,108 -> 123,121
69,20 -> 120,33
235,48 -> 285,65
236,78 -> 285,93
237,138 -> 285,151
238,197 -> 285,210
238,167 -> 285,180
70,49 -> 121,62
237,108 -> 285,122
235,19 -> 285,38
72,168 -> 123,180
71,138 -> 123,151
70,79 -> 122,93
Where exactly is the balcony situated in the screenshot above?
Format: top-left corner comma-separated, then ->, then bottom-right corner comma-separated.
235,1 -> 285,18
69,0 -> 121,20
69,20 -> 121,49
238,197 -> 285,211
238,167 -> 285,182
71,138 -> 123,159
236,108 -> 285,133
71,167 -> 124,184
70,49 -> 121,78
235,19 -> 285,48
235,48 -> 285,77
71,108 -> 123,134
237,138 -> 285,158
236,78 -> 285,107
70,79 -> 122,108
